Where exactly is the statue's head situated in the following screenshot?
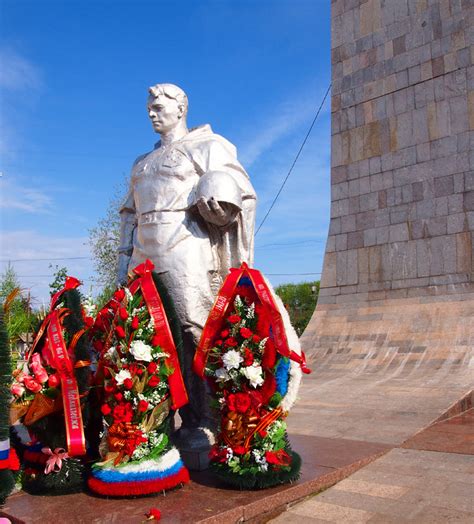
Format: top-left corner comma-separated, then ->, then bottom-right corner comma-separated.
147,83 -> 188,134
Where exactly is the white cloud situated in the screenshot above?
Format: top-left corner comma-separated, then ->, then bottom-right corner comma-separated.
0,177 -> 53,213
238,82 -> 330,167
0,48 -> 42,92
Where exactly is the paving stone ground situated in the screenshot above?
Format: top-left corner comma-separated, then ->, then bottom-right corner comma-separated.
270,410 -> 474,523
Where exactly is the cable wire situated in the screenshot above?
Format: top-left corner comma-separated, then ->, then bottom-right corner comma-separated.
255,83 -> 331,236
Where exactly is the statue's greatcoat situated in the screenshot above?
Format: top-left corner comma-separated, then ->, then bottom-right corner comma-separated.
119,124 -> 256,337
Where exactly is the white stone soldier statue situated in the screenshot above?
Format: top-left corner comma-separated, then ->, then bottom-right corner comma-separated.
118,83 -> 257,446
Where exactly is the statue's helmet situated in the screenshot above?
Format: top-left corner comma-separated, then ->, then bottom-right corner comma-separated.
194,171 -> 242,210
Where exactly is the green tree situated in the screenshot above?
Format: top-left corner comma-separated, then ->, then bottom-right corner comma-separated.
89,180 -> 127,293
0,263 -> 36,353
48,264 -> 68,296
275,281 -> 319,336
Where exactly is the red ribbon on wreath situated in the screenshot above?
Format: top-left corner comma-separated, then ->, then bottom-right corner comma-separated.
47,310 -> 86,456
128,260 -> 188,410
193,262 -> 311,377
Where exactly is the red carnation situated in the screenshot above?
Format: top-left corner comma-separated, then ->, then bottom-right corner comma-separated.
244,348 -> 254,366
225,337 -> 238,347
148,375 -> 160,387
209,445 -> 227,463
113,402 -> 133,423
252,334 -> 261,343
146,508 -> 161,520
115,325 -> 126,339
131,316 -> 139,330
138,400 -> 149,412
240,327 -> 253,339
101,404 -> 112,416
104,383 -> 115,393
119,307 -> 128,321
266,450 -> 291,466
114,289 -> 125,302
227,393 -> 236,412
221,329 -> 229,338
84,316 -> 94,328
228,314 -> 241,324
233,445 -> 246,455
114,392 -> 123,401
147,362 -> 158,374
234,392 -> 251,414
151,334 -> 160,347
215,339 -> 223,346
123,378 -> 133,390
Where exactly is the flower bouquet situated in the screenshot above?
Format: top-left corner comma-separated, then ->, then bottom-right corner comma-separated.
193,263 -> 310,489
9,277 -> 92,495
88,260 -> 190,497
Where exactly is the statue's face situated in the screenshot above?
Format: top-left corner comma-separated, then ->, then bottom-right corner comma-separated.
147,94 -> 183,134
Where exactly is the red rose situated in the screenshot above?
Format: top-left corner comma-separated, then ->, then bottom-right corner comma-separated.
23,376 -> 42,393
220,329 -> 229,338
240,327 -> 252,339
123,378 -> 133,390
114,392 -> 123,401
115,325 -> 126,339
48,374 -> 60,388
225,337 -> 238,347
228,314 -> 241,324
101,404 -> 112,416
138,400 -> 149,412
148,375 -> 160,388
146,508 -> 161,520
114,289 -> 125,302
252,335 -> 261,343
147,362 -> 158,374
234,392 -> 251,414
151,334 -> 160,347
131,316 -> 139,330
119,307 -> 128,321
233,445 -> 246,455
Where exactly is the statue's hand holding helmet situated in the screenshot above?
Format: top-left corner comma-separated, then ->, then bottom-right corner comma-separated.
194,171 -> 242,227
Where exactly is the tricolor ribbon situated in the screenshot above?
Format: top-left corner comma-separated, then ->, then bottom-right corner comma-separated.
128,260 -> 188,410
193,262 -> 312,377
47,310 -> 86,456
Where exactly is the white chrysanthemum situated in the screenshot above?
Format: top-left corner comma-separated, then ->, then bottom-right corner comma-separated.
115,369 -> 132,385
242,364 -> 264,388
215,368 -> 230,382
222,349 -> 243,370
129,340 -> 153,361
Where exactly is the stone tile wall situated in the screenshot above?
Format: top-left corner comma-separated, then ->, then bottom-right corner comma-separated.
321,0 -> 474,305
303,1 -> 474,365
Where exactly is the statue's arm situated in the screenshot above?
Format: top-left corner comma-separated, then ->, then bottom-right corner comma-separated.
117,184 -> 136,285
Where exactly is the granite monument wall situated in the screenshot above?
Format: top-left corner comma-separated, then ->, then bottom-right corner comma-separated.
302,0 -> 474,374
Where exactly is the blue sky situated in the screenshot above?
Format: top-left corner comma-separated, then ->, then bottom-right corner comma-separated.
0,0 -> 331,306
